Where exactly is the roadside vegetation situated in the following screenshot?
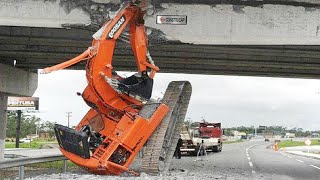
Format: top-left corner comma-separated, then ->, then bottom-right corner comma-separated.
222,126 -> 319,137
6,112 -> 56,139
5,139 -> 57,149
278,140 -> 320,148
27,160 -> 77,169
5,111 -> 58,149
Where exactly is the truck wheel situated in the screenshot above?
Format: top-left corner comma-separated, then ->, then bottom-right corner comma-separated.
192,151 -> 197,156
212,145 -> 222,152
193,147 -> 199,156
212,146 -> 218,152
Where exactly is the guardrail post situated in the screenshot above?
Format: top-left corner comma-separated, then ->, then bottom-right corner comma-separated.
63,160 -> 67,173
19,165 -> 24,180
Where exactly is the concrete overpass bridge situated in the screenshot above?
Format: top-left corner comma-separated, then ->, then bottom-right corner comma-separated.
2,0 -> 320,159
2,26 -> 320,78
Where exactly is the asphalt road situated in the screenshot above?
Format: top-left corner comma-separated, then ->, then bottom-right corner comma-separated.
12,139 -> 320,180
169,139 -> 320,180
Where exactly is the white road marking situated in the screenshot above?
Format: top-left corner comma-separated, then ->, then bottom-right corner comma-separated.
279,152 -> 294,159
295,159 -> 304,163
245,143 -> 265,175
310,165 -> 320,170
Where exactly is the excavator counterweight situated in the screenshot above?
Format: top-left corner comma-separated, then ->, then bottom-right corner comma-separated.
44,1 -> 192,176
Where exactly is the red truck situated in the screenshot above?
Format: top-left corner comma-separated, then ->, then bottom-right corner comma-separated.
180,122 -> 223,156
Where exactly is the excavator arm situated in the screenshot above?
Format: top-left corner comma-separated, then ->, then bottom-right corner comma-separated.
44,1 -> 192,176
43,4 -> 158,75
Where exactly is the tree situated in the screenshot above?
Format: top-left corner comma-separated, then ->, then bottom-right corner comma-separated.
6,111 -> 18,138
222,128 -> 233,136
6,112 -> 55,138
40,121 -> 56,137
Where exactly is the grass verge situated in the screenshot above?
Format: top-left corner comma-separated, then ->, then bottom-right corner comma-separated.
5,140 -> 58,149
278,140 -> 320,148
26,160 -> 78,169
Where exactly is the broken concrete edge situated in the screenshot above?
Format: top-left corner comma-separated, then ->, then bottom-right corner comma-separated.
37,0 -> 320,29
285,151 -> 320,160
152,0 -> 320,9
58,0 -> 124,27
73,0 -> 320,29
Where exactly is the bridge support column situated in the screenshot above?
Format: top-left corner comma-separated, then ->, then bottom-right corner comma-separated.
0,93 -> 8,161
0,63 -> 38,161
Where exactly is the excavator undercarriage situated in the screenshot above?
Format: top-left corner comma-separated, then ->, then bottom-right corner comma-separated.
44,1 -> 192,176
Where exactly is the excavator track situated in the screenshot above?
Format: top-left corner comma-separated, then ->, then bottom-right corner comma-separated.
141,81 -> 192,175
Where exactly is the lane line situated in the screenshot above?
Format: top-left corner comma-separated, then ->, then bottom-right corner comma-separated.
279,152 -> 293,159
245,142 -> 266,175
310,165 -> 320,170
279,152 -> 294,160
295,159 -> 304,163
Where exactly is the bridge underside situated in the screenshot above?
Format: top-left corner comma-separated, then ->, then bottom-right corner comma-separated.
1,26 -> 320,79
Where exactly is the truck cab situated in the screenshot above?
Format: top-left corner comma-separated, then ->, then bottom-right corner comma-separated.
180,122 -> 223,156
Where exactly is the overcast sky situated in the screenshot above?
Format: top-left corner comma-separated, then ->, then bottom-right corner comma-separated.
32,70 -> 320,131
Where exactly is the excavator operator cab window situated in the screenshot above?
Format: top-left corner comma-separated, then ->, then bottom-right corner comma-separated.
118,72 -> 153,100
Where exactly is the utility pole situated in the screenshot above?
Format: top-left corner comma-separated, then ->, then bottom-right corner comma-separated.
15,110 -> 22,148
66,112 -> 72,128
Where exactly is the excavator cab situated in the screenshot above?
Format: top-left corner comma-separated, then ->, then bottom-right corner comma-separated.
118,73 -> 153,100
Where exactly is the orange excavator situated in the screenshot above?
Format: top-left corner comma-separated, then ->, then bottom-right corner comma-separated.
43,0 -> 191,176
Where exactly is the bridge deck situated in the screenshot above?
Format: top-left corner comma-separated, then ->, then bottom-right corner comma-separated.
1,26 -> 320,79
